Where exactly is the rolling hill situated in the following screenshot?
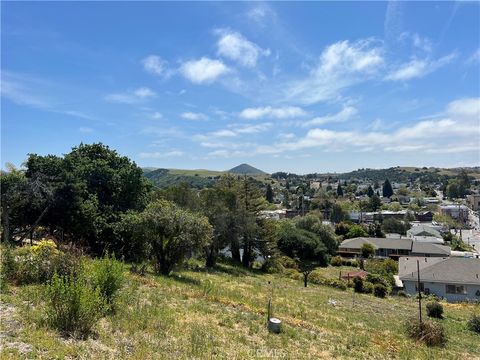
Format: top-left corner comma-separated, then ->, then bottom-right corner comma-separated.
228,163 -> 266,175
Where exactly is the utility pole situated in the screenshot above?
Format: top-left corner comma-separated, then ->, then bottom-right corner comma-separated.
417,260 -> 422,324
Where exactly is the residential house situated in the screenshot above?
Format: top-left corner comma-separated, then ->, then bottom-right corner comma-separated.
415,211 -> 434,222
440,204 -> 469,223
398,257 -> 480,302
407,225 -> 442,239
337,237 -> 451,259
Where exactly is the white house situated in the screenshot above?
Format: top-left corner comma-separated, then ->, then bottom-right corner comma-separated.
398,257 -> 480,302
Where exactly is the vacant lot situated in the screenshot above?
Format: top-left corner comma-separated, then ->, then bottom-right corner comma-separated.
1,260 -> 479,359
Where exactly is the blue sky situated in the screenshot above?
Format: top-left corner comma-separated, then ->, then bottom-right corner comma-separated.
2,1 -> 479,173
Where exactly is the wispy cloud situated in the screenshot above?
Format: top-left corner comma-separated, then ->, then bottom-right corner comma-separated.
1,71 -> 96,120
466,48 -> 480,65
302,106 -> 357,127
139,150 -> 184,159
385,53 -> 456,81
240,106 -> 306,119
215,29 -> 270,67
79,127 -> 94,133
180,57 -> 230,84
284,39 -> 384,105
181,112 -> 209,121
105,87 -> 156,104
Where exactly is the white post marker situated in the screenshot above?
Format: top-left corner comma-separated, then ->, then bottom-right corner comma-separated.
267,317 -> 282,333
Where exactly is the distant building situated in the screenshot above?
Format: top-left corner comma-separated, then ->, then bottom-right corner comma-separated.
337,237 -> 451,259
407,224 -> 442,239
440,204 -> 469,222
398,257 -> 480,302
467,194 -> 480,211
415,211 -> 434,222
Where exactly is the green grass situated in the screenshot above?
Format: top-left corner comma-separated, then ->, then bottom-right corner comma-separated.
1,260 -> 479,359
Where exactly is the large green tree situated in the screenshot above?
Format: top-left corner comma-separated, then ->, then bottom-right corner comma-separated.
277,221 -> 329,287
139,199 -> 213,275
382,179 -> 394,198
23,143 -> 152,255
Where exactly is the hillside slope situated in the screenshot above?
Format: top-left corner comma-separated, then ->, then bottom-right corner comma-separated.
1,260 -> 478,359
228,163 -> 266,175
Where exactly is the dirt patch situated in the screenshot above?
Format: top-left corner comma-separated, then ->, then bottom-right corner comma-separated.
0,301 -> 33,355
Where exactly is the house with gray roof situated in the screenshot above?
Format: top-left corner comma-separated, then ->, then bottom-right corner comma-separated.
337,237 -> 451,259
398,257 -> 480,302
407,225 -> 442,239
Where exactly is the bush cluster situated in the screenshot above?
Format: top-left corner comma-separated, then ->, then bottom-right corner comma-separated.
308,272 -> 347,290
373,283 -> 388,298
468,314 -> 480,333
405,318 -> 447,346
2,240 -> 81,285
426,301 -> 444,319
86,253 -> 124,312
353,277 -> 384,296
45,273 -> 106,338
42,253 -> 125,337
330,256 -> 358,267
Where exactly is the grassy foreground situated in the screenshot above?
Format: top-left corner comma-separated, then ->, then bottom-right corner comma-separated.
1,260 -> 479,359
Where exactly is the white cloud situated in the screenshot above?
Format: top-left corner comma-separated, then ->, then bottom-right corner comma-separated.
446,97 -> 480,117
180,57 -> 230,84
79,127 -> 93,133
302,106 -> 357,127
105,87 -> 156,104
285,39 -> 384,104
240,106 -> 306,119
385,53 -> 456,81
181,112 -> 209,121
466,49 -> 480,65
150,112 -> 163,120
248,97 -> 480,156
134,87 -> 156,98
216,29 -> 270,67
211,129 -> 237,137
139,150 -> 184,159
142,55 -> 170,77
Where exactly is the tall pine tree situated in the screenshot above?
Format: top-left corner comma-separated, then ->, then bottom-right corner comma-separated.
382,178 -> 394,198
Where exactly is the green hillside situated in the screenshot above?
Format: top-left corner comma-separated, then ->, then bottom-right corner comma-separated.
228,163 -> 267,175
2,259 -> 479,359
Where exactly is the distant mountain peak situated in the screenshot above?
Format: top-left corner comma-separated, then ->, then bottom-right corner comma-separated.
228,163 -> 266,175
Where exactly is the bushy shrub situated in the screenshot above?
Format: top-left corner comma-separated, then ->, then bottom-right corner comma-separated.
363,282 -> 374,294
278,256 -> 299,270
327,279 -> 348,291
426,301 -> 444,319
308,271 -> 326,285
373,283 -> 388,298
467,314 -> 480,333
344,259 -> 359,267
8,240 -> 81,285
45,273 -> 106,338
330,256 -> 343,267
283,268 -> 302,280
405,318 -> 447,346
306,271 -> 347,290
397,290 -> 409,298
0,244 -> 16,292
261,257 -> 285,274
353,277 -> 364,293
87,253 -> 124,311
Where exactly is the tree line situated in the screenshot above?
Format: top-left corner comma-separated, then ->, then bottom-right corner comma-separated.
1,143 -> 339,276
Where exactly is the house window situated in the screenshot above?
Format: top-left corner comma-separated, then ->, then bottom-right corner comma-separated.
446,284 -> 466,294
